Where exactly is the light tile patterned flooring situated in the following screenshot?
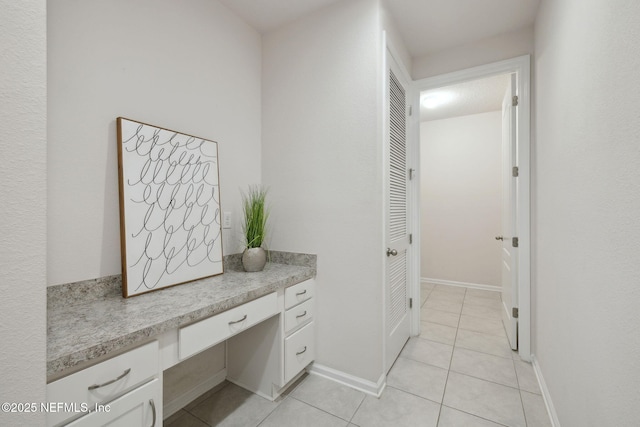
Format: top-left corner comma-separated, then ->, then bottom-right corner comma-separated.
165,284 -> 551,427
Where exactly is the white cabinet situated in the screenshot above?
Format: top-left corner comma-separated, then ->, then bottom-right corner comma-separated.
66,379 -> 160,427
179,292 -> 278,360
282,279 -> 315,384
227,279 -> 316,399
283,297 -> 314,334
47,341 -> 161,426
284,322 -> 315,384
284,279 -> 314,309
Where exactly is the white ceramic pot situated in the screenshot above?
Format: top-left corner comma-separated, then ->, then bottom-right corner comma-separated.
242,247 -> 267,272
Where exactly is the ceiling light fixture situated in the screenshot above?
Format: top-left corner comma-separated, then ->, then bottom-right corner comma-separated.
421,91 -> 455,109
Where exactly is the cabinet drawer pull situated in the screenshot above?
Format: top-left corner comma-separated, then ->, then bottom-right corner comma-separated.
149,398 -> 156,426
296,346 -> 307,355
87,368 -> 131,390
228,315 -> 247,325
296,311 -> 307,319
296,289 -> 307,296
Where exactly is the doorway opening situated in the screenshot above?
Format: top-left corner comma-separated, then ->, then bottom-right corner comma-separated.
410,56 -> 531,361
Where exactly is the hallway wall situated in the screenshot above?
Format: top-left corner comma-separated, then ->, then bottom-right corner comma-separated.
420,112 -> 502,287
0,1 -> 47,425
412,26 -> 534,80
262,0 -> 390,384
47,0 -> 263,286
534,0 -> 640,424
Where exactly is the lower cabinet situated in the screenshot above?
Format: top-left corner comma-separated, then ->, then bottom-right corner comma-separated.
66,379 -> 160,427
226,279 -> 316,399
47,341 -> 161,426
283,321 -> 315,384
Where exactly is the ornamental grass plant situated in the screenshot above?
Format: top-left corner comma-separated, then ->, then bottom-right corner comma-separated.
241,185 -> 269,249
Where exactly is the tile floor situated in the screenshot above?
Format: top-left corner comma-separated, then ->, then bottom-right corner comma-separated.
165,284 -> 551,427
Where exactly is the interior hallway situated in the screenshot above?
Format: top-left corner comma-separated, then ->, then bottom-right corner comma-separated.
165,284 -> 550,427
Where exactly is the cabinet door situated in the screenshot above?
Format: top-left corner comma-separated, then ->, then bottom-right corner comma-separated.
66,379 -> 160,427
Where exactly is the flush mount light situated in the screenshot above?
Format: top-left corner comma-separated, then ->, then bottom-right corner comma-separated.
421,91 -> 455,109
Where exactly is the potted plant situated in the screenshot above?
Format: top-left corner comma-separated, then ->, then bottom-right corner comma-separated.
241,185 -> 269,272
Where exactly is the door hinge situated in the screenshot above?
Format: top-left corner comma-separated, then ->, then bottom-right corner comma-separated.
512,95 -> 519,107
512,237 -> 519,247
409,298 -> 413,309
512,166 -> 519,177
408,168 -> 415,180
409,234 -> 413,244
512,307 -> 519,318
408,105 -> 413,116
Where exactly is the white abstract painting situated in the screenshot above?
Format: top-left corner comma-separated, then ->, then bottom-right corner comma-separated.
117,118 -> 223,297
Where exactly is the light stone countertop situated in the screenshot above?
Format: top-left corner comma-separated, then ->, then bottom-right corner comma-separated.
47,254 -> 316,379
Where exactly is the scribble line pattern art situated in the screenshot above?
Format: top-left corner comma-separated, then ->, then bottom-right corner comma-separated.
117,118 -> 223,297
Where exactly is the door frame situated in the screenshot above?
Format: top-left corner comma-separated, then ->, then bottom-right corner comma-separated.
410,55 -> 532,361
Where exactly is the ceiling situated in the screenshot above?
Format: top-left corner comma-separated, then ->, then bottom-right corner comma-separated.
217,0 -> 537,123
218,0 -> 541,58
420,74 -> 510,122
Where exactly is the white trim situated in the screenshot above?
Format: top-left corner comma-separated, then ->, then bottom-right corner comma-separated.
307,363 -> 386,397
531,355 -> 561,427
421,278 -> 500,292
163,368 -> 227,419
380,28 -> 389,384
411,55 -> 531,362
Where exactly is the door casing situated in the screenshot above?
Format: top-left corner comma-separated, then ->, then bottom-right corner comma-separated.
409,55 -> 532,361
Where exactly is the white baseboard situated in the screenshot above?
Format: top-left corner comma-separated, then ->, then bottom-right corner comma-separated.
531,355 -> 561,427
421,277 -> 500,292
163,368 -> 227,419
307,363 -> 386,397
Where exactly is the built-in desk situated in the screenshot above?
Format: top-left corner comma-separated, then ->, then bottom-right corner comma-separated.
46,253 -> 316,426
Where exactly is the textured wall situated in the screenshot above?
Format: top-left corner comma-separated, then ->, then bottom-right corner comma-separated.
534,0 -> 640,424
0,0 -> 47,425
47,0 -> 263,286
262,0 -> 385,383
420,112 -> 502,286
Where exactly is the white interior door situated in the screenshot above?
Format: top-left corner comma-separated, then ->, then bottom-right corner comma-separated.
385,54 -> 411,372
500,74 -> 518,350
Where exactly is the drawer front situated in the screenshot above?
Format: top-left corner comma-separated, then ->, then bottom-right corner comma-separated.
284,322 -> 315,384
47,341 -> 159,427
66,378 -> 161,427
284,298 -> 314,334
179,292 -> 278,360
284,279 -> 314,309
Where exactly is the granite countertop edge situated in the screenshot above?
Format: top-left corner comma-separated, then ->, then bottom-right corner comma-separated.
47,252 -> 316,379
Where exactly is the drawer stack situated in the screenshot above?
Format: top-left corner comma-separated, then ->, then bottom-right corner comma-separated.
282,279 -> 315,384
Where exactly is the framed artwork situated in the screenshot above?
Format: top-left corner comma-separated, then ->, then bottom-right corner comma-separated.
116,117 -> 224,297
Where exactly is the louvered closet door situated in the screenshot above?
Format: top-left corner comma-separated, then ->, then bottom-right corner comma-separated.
385,56 -> 411,373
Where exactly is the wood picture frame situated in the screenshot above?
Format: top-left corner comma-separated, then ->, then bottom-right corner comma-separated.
116,117 -> 224,297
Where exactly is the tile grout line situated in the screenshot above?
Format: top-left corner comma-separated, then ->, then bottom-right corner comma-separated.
385,384 -> 447,407
254,395 -> 286,427
513,357 -> 530,427
347,393 -> 367,425
435,287 -> 465,427
255,374 -> 312,427
440,404 -> 512,427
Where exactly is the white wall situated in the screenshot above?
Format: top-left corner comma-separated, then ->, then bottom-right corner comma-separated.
381,3 -> 412,75
534,0 -> 640,425
420,112 -> 502,286
262,0 -> 385,383
412,26 -> 534,80
0,0 -> 47,425
47,0 -> 263,286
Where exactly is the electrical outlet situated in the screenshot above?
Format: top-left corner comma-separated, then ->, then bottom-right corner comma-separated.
223,211 -> 232,229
